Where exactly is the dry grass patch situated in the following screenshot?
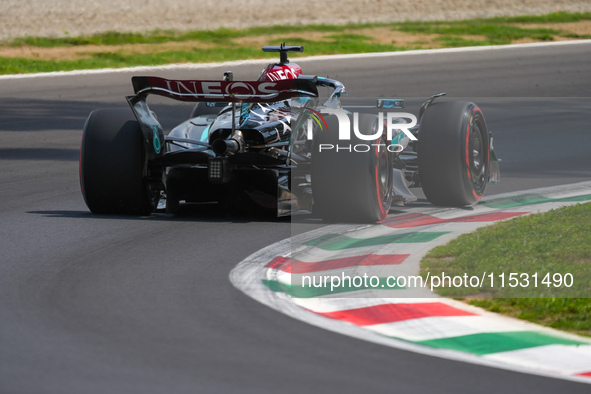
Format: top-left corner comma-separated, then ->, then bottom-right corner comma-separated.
515,20 -> 591,36
0,40 -> 216,61
356,27 -> 441,47
235,27 -> 454,49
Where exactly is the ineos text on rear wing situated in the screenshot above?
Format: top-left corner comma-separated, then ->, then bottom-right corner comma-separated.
131,76 -> 318,103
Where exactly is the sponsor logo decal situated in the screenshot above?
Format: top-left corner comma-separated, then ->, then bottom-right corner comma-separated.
162,80 -> 280,100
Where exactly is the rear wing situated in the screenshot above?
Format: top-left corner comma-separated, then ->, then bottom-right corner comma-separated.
126,76 -> 318,160
131,76 -> 318,103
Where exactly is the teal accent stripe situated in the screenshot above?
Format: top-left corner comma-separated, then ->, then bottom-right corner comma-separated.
413,331 -> 586,355
483,193 -> 591,209
200,125 -> 210,142
304,232 -> 449,251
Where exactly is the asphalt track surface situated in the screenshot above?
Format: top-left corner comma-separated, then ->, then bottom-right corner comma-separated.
1,42 -> 590,393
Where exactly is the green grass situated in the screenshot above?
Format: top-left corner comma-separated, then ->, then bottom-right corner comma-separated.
1,11 -> 591,75
468,298 -> 591,337
491,10 -> 591,23
420,202 -> 591,336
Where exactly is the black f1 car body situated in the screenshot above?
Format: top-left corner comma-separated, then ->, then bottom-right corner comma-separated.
80,44 -> 500,222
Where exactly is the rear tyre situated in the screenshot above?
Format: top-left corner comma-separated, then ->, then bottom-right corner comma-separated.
312,113 -> 393,222
80,107 -> 156,215
418,100 -> 490,206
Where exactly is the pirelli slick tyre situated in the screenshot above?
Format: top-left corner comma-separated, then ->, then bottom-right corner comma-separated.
312,113 -> 393,223
80,107 -> 155,215
418,100 -> 490,206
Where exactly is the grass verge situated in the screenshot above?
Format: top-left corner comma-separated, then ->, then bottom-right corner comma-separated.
1,11 -> 591,75
420,202 -> 591,337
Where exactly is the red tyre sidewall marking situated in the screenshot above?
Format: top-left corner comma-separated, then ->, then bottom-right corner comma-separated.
374,136 -> 387,219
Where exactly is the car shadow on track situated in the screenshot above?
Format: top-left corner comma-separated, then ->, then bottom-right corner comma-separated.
28,203 -> 291,224
29,198 -> 451,225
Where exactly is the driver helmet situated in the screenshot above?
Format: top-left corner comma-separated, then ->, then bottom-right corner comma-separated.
258,63 -> 302,82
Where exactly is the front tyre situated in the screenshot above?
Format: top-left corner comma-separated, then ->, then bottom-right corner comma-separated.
418,101 -> 490,206
80,107 -> 157,215
312,113 -> 393,222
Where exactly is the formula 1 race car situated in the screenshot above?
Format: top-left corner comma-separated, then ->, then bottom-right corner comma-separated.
80,44 -> 500,222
